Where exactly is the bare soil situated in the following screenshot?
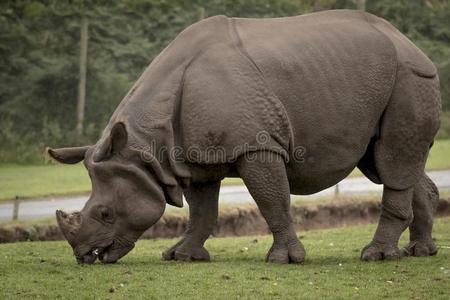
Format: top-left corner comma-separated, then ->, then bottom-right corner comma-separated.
1,198 -> 449,243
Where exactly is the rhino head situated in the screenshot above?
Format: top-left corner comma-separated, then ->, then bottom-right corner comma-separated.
48,122 -> 184,264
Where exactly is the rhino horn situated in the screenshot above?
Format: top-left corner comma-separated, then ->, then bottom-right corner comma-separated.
56,210 -> 82,244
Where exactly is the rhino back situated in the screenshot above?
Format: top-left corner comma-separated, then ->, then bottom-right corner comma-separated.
105,16 -> 231,154
365,13 -> 437,78
232,10 -> 398,193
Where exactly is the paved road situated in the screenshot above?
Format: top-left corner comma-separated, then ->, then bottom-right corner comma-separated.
1,170 -> 449,221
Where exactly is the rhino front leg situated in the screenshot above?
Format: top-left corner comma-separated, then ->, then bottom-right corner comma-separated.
237,151 -> 305,264
162,181 -> 220,261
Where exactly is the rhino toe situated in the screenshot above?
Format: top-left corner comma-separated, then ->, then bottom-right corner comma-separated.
266,239 -> 305,264
162,239 -> 210,262
401,240 -> 438,257
361,242 -> 401,261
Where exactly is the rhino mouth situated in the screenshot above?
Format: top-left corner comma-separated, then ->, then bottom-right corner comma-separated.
77,239 -> 135,264
77,242 -> 113,264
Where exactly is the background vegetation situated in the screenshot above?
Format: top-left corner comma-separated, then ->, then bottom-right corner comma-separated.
1,0 -> 449,162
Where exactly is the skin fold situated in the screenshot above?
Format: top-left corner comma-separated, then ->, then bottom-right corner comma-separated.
48,10 -> 441,264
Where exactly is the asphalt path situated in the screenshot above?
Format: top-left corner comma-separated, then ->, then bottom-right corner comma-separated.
1,170 -> 449,221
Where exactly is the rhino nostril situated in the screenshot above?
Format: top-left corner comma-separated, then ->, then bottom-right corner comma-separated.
100,252 -> 118,264
82,253 -> 97,264
77,248 -> 103,264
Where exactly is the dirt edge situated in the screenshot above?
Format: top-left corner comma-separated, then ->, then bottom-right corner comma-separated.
1,198 -> 449,243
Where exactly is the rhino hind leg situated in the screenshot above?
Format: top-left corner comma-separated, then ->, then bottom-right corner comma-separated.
237,151 -> 305,264
361,67 -> 441,261
402,173 -> 439,257
162,181 -> 220,262
361,187 -> 413,261
373,66 -> 441,191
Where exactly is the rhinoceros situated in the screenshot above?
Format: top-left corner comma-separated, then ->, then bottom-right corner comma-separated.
48,9 -> 441,264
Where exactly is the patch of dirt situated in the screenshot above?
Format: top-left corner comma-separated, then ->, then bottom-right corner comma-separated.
1,198 -> 449,243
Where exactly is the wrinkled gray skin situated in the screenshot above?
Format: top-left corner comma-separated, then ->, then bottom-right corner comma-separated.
48,10 -> 441,264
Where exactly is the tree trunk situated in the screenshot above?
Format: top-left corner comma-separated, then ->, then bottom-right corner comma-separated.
76,15 -> 88,137
355,0 -> 366,11
313,0 -> 322,11
198,6 -> 205,20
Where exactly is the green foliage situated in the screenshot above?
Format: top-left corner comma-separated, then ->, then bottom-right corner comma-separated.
0,0 -> 449,162
0,218 -> 449,299
367,0 -> 450,111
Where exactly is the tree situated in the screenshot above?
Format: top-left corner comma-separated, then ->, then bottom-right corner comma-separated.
76,14 -> 88,136
355,0 -> 366,11
0,0 -> 448,162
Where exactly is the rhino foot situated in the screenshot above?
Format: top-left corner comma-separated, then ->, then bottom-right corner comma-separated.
162,239 -> 210,262
266,239 -> 305,264
361,242 -> 401,261
401,240 -> 438,257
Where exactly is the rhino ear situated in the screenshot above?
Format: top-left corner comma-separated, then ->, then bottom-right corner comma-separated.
47,146 -> 90,164
110,122 -> 128,153
93,122 -> 128,162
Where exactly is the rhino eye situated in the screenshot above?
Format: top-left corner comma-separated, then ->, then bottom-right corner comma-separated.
98,205 -> 115,224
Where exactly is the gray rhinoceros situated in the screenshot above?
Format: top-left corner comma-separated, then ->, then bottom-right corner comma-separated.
48,10 -> 441,264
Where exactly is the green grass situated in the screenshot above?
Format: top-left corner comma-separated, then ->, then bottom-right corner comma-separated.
347,139 -> 450,177
0,139 -> 449,202
427,139 -> 450,170
0,218 -> 449,299
0,163 -> 92,201
0,163 -> 243,201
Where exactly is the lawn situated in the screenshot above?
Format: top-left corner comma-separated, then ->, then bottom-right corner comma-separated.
0,163 -> 92,201
0,139 -> 449,201
0,218 -> 449,299
427,139 -> 450,170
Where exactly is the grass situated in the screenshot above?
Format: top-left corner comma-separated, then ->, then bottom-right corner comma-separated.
0,163 -> 244,202
0,163 -> 92,201
348,139 -> 450,177
0,218 -> 449,299
0,139 -> 449,202
427,139 -> 450,170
